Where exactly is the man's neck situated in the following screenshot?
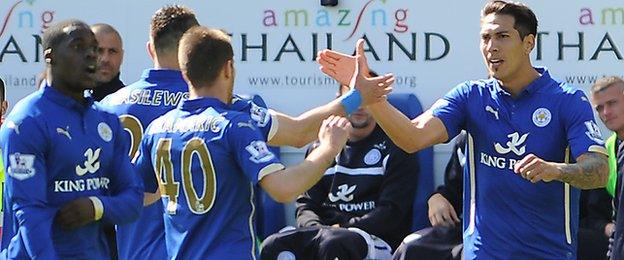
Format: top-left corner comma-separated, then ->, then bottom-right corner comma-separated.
188,83 -> 228,104
498,65 -> 541,97
153,54 -> 179,70
47,70 -> 85,103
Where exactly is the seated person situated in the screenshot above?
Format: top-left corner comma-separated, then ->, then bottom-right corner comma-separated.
260,75 -> 420,260
393,132 -> 465,260
578,188 -> 611,260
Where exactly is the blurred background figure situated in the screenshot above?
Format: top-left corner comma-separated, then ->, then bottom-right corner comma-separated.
90,23 -> 125,101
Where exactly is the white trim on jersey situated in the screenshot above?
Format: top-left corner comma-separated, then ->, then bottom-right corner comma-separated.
564,146 -> 572,245
248,183 -> 257,260
267,110 -> 279,143
323,165 -> 385,176
258,163 -> 286,181
467,133 -> 476,235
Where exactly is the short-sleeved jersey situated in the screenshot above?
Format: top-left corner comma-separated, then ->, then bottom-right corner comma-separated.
230,94 -> 279,142
100,69 -> 188,260
0,86 -> 143,259
136,97 -> 285,259
432,67 -> 606,259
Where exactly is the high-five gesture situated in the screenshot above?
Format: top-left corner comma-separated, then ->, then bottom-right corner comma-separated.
317,39 -> 395,106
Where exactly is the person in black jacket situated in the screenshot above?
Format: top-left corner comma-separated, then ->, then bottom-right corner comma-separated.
260,78 -> 420,260
90,23 -> 124,101
392,132 -> 465,260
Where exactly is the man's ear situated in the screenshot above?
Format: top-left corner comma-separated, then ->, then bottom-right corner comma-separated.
146,41 -> 155,62
44,48 -> 53,64
522,34 -> 535,55
223,60 -> 233,79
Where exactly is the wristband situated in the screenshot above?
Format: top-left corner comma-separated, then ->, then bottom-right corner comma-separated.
88,196 -> 104,221
339,88 -> 362,115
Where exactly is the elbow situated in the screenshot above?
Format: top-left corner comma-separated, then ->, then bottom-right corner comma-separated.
269,193 -> 297,203
595,156 -> 610,189
399,142 -> 421,154
290,139 -> 309,149
263,182 -> 299,203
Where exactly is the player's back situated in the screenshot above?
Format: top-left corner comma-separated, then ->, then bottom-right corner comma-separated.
100,69 -> 188,260
142,96 -> 282,259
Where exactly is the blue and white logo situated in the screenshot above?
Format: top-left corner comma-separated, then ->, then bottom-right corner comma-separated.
8,153 -> 36,180
245,141 -> 275,163
532,108 -> 551,127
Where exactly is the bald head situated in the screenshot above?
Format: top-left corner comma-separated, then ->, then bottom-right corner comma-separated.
91,23 -> 123,83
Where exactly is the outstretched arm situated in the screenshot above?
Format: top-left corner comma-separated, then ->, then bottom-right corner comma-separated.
318,39 -> 447,153
268,100 -> 344,148
260,116 -> 351,202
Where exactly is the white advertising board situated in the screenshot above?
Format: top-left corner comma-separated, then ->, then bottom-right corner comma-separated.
0,0 -> 622,182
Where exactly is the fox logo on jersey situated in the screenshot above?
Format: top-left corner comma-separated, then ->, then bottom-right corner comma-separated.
76,148 -> 101,176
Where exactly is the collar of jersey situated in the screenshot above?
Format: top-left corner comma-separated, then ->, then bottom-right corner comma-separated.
42,84 -> 95,110
494,66 -> 551,96
141,69 -> 185,82
180,96 -> 227,111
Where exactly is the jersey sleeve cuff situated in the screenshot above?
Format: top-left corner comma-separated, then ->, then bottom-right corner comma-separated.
258,163 -> 286,181
89,196 -> 104,221
267,109 -> 279,143
588,145 -> 607,156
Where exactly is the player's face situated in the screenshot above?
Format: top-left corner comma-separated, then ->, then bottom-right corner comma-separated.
51,25 -> 98,92
592,84 -> 624,132
480,14 -> 531,82
94,31 -> 123,83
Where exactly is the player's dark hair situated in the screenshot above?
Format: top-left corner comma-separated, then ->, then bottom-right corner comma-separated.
150,5 -> 199,57
482,1 -> 538,40
42,19 -> 90,51
179,26 -> 233,88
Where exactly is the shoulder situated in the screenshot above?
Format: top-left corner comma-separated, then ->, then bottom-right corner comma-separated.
446,79 -> 496,97
4,91 -> 49,131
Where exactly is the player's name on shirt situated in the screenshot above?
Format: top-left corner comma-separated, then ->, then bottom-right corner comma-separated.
107,89 -> 189,107
148,113 -> 228,134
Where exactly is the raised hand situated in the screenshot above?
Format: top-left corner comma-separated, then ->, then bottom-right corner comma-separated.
318,115 -> 351,153
351,39 -> 395,106
317,39 -> 395,106
317,49 -> 358,87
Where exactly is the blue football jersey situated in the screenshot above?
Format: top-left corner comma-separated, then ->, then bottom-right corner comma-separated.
0,86 -> 143,259
100,69 -> 188,260
136,97 -> 285,259
432,67 -> 606,259
230,94 -> 278,142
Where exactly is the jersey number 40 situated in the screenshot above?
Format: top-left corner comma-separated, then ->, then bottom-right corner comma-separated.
155,138 -> 217,215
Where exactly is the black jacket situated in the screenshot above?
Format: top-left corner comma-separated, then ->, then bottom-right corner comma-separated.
295,126 -> 420,250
